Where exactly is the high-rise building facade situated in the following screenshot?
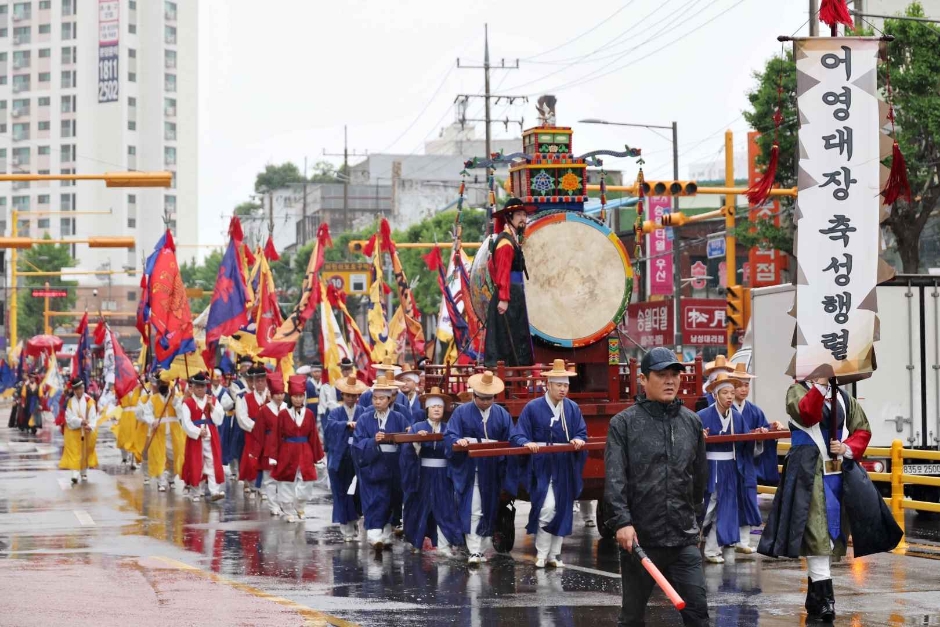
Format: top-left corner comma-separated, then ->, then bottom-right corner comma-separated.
0,0 -> 197,333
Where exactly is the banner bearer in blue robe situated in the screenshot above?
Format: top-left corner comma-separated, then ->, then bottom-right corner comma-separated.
325,374 -> 367,542
444,370 -> 515,565
211,368 -> 236,472
401,386 -> 463,556
698,373 -> 750,564
351,374 -> 410,551
730,364 -> 785,545
357,359 -> 409,416
222,355 -> 252,478
396,368 -> 424,425
510,359 -> 587,569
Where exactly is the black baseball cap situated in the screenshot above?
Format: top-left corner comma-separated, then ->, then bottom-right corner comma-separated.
640,347 -> 684,375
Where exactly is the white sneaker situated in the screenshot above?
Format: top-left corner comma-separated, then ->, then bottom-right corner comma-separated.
535,558 -> 546,568
704,554 -> 724,564
260,494 -> 268,501
80,474 -> 88,481
584,519 -> 596,528
735,544 -> 755,554
192,495 -> 202,503
297,511 -> 305,520
468,553 -> 482,565
210,493 -> 225,502
286,514 -> 298,523
269,508 -> 281,517
548,558 -> 564,568
158,485 -> 167,492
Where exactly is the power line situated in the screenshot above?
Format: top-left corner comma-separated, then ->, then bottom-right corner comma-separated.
521,0 -> 640,61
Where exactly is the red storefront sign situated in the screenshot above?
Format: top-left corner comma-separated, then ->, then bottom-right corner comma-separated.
747,131 -> 783,287
621,301 -> 674,347
646,197 -> 674,296
690,261 -> 708,290
681,298 -> 726,345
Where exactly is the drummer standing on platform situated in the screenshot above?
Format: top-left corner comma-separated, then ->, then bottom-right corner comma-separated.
485,197 -> 535,367
511,360 -> 587,568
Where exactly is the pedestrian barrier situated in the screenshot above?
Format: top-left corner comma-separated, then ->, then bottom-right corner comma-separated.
756,439 -> 940,550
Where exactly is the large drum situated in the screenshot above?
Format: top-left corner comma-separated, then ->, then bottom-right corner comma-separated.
470,211 -> 633,348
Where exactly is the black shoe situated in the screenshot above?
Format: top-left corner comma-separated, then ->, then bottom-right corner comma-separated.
805,578 -> 835,623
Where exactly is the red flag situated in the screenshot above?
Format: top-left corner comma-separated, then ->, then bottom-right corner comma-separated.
328,286 -> 374,385
93,318 -> 107,346
149,229 -> 197,368
263,236 -> 280,262
135,273 -> 149,342
109,326 -> 138,401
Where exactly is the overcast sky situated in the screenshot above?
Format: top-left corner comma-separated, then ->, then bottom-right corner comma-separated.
197,0 -> 815,247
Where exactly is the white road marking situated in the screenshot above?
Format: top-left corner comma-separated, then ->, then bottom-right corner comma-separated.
74,510 -> 95,526
512,552 -> 622,579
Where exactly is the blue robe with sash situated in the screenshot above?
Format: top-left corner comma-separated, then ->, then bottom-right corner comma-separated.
220,378 -> 247,465
325,404 -> 364,524
402,393 -> 425,425
400,419 -> 464,549
351,407 -> 410,530
510,396 -> 588,536
444,402 -> 515,538
736,399 -> 771,526
698,403 -> 750,547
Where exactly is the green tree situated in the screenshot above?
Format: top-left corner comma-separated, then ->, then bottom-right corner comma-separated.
309,160 -> 342,183
234,200 -> 262,217
17,237 -> 78,339
179,249 -> 222,312
743,50 -> 798,189
878,3 -> 940,272
255,162 -> 305,193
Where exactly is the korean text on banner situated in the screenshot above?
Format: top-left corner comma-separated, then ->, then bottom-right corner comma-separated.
98,0 -> 119,103
792,38 -> 883,381
621,301 -> 674,348
645,197 -> 674,296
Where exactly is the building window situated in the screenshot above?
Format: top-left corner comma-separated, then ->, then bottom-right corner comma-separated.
128,72 -> 136,82
60,193 -> 72,211
60,120 -> 74,137
0,124 -> 7,133
11,147 -> 29,165
38,24 -> 51,35
165,25 -> 176,45
0,77 -> 6,86
0,29 -> 7,38
164,122 -> 176,141
61,94 -> 74,113
165,1 -> 177,20
61,22 -> 74,40
39,1 -> 51,9
127,290 -> 137,302
39,48 -> 50,59
61,70 -> 74,88
63,0 -> 74,16
13,3 -> 31,21
165,195 -> 176,211
37,194 -> 49,204
128,48 -> 136,59
127,217 -> 136,229
164,147 -> 176,166
38,96 -> 49,106
38,145 -> 49,154
165,49 -> 176,69
0,53 -> 5,62
127,145 -> 136,156
12,74 -> 28,91
12,49 -> 29,69
128,97 -> 136,108
165,73 -> 176,92
129,0 -> 136,9
128,120 -> 136,131
60,144 -> 73,162
12,122 -> 28,141
165,97 -> 176,116
38,71 -> 50,83
38,121 -> 49,131
11,97 -> 27,114
0,101 -> 5,110
60,46 -> 72,64
12,26 -> 30,45
128,23 -> 136,34
12,196 -> 29,211
0,6 -> 7,15
0,149 -> 6,158
37,218 -> 49,229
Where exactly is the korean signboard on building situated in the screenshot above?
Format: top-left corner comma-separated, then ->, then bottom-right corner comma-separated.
622,301 -> 673,348
681,299 -> 726,345
98,1 -> 119,103
645,197 -> 674,296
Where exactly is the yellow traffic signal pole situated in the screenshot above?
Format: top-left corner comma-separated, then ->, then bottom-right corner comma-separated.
2,171 -> 169,349
725,130 -> 737,355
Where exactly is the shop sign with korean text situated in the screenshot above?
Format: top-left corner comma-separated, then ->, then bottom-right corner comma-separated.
621,301 -> 673,347
680,298 -> 726,345
792,38 -> 883,380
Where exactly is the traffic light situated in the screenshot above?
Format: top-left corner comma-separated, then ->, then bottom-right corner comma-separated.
638,180 -> 698,196
726,285 -> 750,331
348,240 -> 367,254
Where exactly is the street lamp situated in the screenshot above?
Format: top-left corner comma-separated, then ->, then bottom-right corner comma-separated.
579,117 -> 682,350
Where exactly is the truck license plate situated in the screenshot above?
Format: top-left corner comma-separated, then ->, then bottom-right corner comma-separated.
902,464 -> 940,475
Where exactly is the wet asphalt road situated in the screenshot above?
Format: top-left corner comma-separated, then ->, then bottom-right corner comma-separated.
3,423 -> 940,626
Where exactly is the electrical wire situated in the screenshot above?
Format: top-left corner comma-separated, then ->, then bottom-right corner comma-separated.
521,0 -> 640,61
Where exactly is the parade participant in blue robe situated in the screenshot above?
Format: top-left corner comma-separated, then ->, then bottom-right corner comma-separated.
210,368 -> 236,469
697,355 -> 734,411
510,359 -> 587,569
698,373 -> 750,564
396,369 -> 424,425
325,374 -> 367,542
222,355 -> 252,477
730,365 -> 785,543
445,371 -> 515,565
351,374 -> 410,550
401,387 -> 463,556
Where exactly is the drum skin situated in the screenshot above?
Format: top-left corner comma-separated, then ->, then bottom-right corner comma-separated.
469,211 -> 633,348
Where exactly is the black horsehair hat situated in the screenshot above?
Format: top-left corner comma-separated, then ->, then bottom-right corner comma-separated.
189,372 -> 209,386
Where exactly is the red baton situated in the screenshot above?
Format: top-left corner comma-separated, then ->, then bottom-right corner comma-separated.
633,544 -> 685,611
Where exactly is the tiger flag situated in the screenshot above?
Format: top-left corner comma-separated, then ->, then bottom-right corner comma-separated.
252,240 -> 283,352
328,285 -> 373,384
260,224 -> 331,359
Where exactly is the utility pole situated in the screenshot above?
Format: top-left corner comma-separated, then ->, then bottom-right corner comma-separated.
810,0 -> 819,36
301,157 -> 308,246
324,125 -> 367,238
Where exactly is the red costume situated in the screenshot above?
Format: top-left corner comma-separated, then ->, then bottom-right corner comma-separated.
181,396 -> 224,487
238,390 -> 266,482
272,404 -> 325,482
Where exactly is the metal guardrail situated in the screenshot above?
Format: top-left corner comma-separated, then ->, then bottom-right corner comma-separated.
756,440 -> 940,549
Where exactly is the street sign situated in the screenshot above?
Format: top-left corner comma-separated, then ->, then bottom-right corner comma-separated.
322,262 -> 372,296
706,235 -> 726,260
31,289 -> 68,298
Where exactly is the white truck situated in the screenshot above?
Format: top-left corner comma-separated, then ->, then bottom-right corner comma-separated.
731,276 -> 940,504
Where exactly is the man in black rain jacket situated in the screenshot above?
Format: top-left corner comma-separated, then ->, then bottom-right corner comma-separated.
604,347 -> 709,627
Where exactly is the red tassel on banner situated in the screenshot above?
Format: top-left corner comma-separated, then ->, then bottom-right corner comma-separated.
263,235 -> 280,262
819,0 -> 854,28
745,142 -> 779,207
881,141 -> 913,206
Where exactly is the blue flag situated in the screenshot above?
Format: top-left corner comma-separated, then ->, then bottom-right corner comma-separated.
203,237 -> 248,370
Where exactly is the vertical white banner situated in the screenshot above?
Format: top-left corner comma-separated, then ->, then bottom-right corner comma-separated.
98,0 -> 119,103
793,38 -> 883,381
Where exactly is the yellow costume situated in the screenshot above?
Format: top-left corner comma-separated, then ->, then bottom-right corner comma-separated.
143,391 -> 186,485
117,386 -> 147,463
60,393 -> 99,480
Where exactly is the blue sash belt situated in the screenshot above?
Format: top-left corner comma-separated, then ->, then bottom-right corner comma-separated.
283,436 -> 307,443
193,419 -> 209,426
510,271 -> 524,284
